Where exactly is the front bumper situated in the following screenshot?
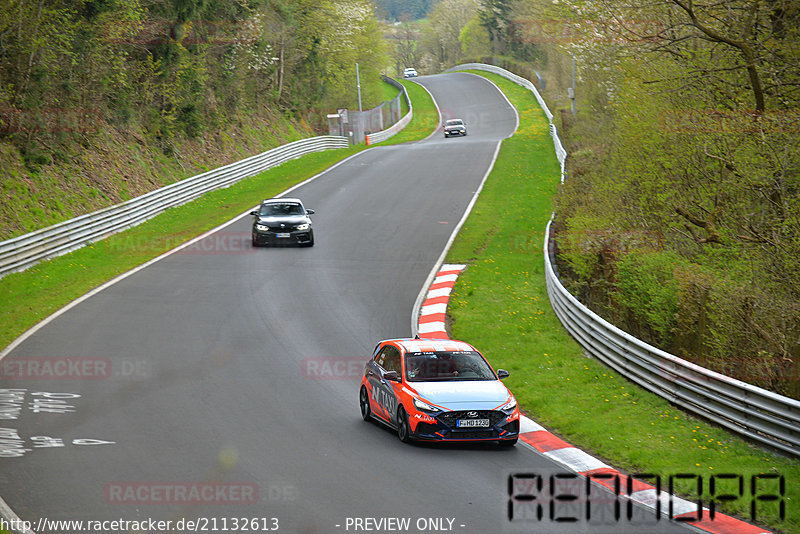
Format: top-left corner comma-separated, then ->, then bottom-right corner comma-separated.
252,228 -> 313,246
444,129 -> 466,137
410,409 -> 519,442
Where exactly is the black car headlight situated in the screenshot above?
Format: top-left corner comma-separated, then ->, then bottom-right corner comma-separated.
296,223 -> 310,231
413,397 -> 439,413
255,224 -> 269,231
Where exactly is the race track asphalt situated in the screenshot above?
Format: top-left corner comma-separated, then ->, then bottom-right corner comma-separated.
0,73 -> 690,534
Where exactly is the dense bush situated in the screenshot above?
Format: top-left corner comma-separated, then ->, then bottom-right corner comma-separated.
0,0 -> 388,155
532,0 -> 800,398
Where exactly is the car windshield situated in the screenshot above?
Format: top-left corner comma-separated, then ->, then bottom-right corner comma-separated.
405,351 -> 496,381
446,119 -> 463,126
259,203 -> 303,216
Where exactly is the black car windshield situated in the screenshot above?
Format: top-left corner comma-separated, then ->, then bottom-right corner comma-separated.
405,351 -> 496,381
260,203 -> 303,216
446,119 -> 463,126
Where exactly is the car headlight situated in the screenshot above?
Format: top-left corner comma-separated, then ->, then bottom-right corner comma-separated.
255,224 -> 269,231
501,397 -> 517,412
296,223 -> 310,231
413,397 -> 439,413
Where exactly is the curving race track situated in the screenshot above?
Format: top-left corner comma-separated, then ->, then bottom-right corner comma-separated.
0,73 -> 691,534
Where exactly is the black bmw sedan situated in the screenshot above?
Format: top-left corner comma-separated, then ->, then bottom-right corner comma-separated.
250,198 -> 315,247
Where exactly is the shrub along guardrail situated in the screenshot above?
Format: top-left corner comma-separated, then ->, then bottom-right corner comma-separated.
447,63 -> 800,457
0,135 -> 348,279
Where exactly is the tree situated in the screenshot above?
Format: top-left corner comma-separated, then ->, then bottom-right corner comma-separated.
392,19 -> 420,72
0,0 -> 389,153
459,17 -> 490,59
478,0 -> 512,53
419,0 -> 478,69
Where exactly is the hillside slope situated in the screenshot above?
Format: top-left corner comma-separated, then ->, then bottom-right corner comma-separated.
0,111 -> 311,240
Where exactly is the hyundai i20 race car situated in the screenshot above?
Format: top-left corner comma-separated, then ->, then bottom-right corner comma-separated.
359,338 -> 520,445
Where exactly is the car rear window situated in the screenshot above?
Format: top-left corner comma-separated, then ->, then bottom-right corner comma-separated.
405,351 -> 495,381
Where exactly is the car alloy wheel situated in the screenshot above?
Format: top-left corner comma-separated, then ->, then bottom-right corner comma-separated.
397,407 -> 412,443
359,387 -> 372,421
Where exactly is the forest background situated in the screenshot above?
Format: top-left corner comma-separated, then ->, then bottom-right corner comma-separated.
2,0 -> 799,397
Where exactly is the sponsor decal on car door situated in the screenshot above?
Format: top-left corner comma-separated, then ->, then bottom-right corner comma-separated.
366,347 -> 399,422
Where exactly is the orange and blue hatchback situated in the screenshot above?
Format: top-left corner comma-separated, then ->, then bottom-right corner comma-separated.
359,338 -> 520,446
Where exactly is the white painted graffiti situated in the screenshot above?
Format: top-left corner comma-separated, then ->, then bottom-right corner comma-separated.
29,391 -> 78,414
0,389 -> 79,420
0,389 -> 26,420
0,427 -> 31,458
0,428 -> 115,458
0,390 -> 115,458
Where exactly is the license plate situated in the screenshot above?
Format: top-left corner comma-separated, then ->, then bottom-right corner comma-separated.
457,418 -> 490,428
276,233 -> 290,238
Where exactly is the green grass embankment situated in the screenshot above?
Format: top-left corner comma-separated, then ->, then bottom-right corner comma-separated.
1,147 -> 360,350
0,77 -> 440,354
377,79 -> 439,145
445,70 -> 797,533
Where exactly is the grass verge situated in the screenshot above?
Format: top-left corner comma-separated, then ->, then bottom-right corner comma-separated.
377,78 -> 408,117
376,79 -> 439,145
0,146 -> 365,351
446,70 -> 797,533
0,77 -> 439,354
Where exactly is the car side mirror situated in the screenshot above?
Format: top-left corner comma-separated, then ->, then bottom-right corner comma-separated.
306,209 -> 315,215
497,369 -> 510,379
383,370 -> 400,382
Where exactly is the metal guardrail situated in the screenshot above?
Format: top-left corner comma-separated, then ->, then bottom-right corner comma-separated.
0,135 -> 348,279
449,63 -> 800,457
366,76 -> 413,145
545,222 -> 800,457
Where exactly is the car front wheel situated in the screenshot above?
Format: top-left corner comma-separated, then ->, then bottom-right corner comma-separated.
397,407 -> 412,443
